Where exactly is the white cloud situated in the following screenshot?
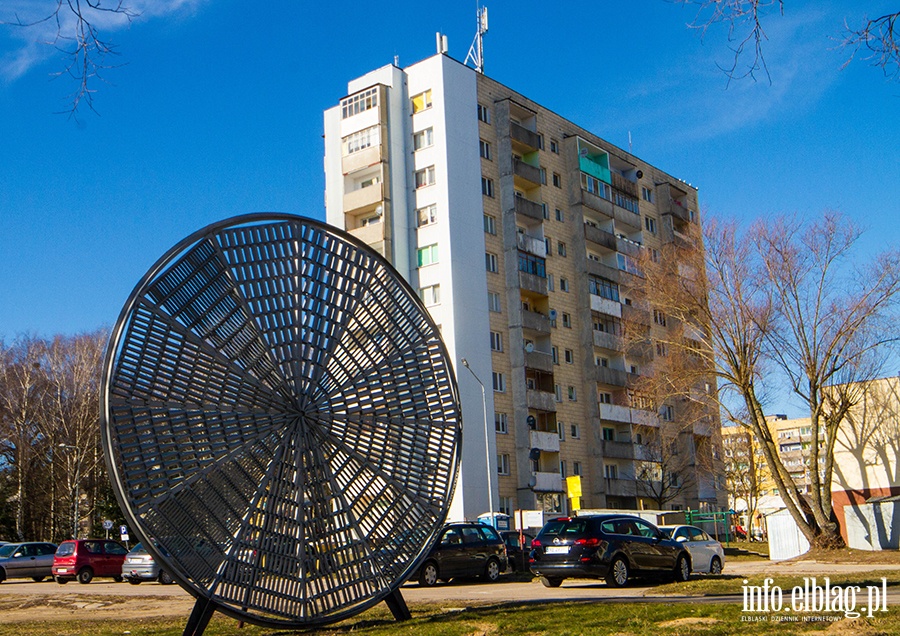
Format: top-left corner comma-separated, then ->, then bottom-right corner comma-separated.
0,0 -> 205,81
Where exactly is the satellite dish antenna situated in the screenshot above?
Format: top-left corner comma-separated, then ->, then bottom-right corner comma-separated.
548,309 -> 558,321
101,214 -> 462,634
524,342 -> 534,354
579,147 -> 589,158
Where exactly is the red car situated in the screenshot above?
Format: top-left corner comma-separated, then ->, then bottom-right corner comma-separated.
53,539 -> 129,584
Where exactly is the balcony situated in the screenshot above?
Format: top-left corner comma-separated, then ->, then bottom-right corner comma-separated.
580,188 -> 614,219
611,172 -> 638,198
515,196 -> 544,222
526,389 -> 557,412
590,295 -> 622,317
510,121 -> 542,152
693,420 -> 714,437
343,183 -> 383,215
530,430 -> 561,453
514,158 -> 542,187
525,350 -> 553,373
586,259 -> 622,284
605,478 -> 636,498
519,271 -> 548,296
347,221 -> 384,246
598,403 -> 632,423
341,145 -> 382,175
626,338 -> 653,359
584,223 -> 617,250
593,330 -> 623,351
665,199 -> 693,224
594,365 -> 627,387
522,309 -> 551,334
517,233 -> 547,258
602,440 -> 636,460
532,471 -> 564,492
622,304 -> 651,327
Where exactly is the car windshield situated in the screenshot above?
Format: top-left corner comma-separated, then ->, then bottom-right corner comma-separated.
55,542 -> 76,556
0,544 -> 16,558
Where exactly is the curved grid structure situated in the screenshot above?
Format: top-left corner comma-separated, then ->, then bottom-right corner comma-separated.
100,214 -> 461,629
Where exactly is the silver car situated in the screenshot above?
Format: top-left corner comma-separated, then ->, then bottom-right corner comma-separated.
122,541 -> 174,585
658,525 -> 725,574
0,542 -> 58,582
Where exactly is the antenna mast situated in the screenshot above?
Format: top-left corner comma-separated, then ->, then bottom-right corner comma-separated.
464,5 -> 488,74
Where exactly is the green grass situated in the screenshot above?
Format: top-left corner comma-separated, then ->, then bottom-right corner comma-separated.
648,569 -> 900,597
0,598 -> 897,636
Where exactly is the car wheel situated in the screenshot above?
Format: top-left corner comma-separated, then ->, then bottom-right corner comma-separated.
606,557 -> 629,587
484,558 -> 501,583
77,568 -> 94,584
0,569 -> 6,584
674,555 -> 690,582
540,576 -> 563,588
55,576 -> 69,584
709,556 -> 723,575
128,579 -> 141,585
159,570 -> 174,585
418,562 -> 438,587
113,575 -> 123,583
31,576 -> 44,582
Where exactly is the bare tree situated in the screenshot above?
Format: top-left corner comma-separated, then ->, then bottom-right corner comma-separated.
672,1 -> 900,81
4,1 -> 135,115
642,212 -> 900,549
722,427 -> 771,537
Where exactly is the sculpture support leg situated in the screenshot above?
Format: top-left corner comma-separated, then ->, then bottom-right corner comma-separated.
183,597 -> 218,636
384,588 -> 411,621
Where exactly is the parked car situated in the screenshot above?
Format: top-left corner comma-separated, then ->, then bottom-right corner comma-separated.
500,530 -> 534,572
0,542 -> 58,582
53,539 -> 128,584
122,541 -> 175,585
415,522 -> 508,586
658,525 -> 725,574
529,514 -> 691,588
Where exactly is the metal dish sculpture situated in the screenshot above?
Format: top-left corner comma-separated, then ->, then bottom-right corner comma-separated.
100,214 -> 462,634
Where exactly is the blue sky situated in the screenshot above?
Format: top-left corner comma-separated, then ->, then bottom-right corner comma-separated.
1,0 -> 898,347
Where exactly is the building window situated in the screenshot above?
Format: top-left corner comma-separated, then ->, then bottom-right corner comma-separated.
413,127 -> 434,150
482,177 -> 495,197
417,204 -> 437,227
488,292 -> 501,312
551,346 -> 559,364
557,421 -> 565,440
517,251 -> 546,278
589,277 -> 620,302
485,252 -> 499,273
599,392 -> 612,405
560,277 -> 569,292
492,372 -> 506,392
479,139 -> 492,160
581,173 -> 610,198
661,404 -> 674,421
571,423 -> 581,438
552,172 -> 562,188
644,216 -> 657,234
477,103 -> 491,123
641,186 -> 654,202
483,214 -> 496,235
567,386 -> 577,401
602,427 -> 615,441
557,241 -> 567,257
360,214 -> 381,227
573,461 -> 582,476
343,125 -> 380,155
555,208 -> 564,222
499,496 -> 513,515
554,384 -> 562,402
651,248 -> 660,263
544,237 -> 551,255
540,167 -> 547,185
415,166 -> 436,188
547,274 -> 555,292
340,87 -> 378,119
605,464 -> 618,479
564,349 -> 574,364
411,89 -> 432,113
562,312 -> 572,328
490,331 -> 503,352
495,412 -> 508,434
417,243 -> 439,267
542,203 -> 550,220
550,138 -> 559,154
498,453 -> 510,475
656,342 -> 669,357
418,284 -> 440,306
560,460 -> 567,477
653,309 -> 667,326
596,356 -> 608,367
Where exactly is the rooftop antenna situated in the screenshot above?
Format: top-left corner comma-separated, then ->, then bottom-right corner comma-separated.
464,5 -> 488,74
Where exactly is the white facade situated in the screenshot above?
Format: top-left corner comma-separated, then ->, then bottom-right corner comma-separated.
324,55 -> 496,522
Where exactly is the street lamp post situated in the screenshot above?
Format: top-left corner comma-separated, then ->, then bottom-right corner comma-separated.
59,444 -> 81,539
460,358 -> 494,526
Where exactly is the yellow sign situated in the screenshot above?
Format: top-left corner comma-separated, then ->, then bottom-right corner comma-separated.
566,475 -> 582,498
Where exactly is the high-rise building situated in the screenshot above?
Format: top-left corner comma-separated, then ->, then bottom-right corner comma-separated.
324,51 -> 725,522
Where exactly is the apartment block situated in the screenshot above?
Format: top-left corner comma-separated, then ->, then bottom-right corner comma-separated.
324,51 -> 725,522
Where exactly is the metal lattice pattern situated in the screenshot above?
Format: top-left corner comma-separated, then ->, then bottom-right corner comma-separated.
101,215 -> 461,627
